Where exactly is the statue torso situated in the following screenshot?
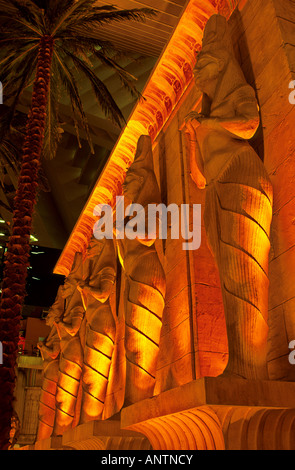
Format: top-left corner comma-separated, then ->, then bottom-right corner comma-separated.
196,90 -> 252,183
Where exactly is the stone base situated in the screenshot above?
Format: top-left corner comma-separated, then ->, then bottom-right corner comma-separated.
20,419 -> 152,450
121,377 -> 295,450
23,378 -> 295,450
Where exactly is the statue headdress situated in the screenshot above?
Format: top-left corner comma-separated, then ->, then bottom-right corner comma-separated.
201,14 -> 234,56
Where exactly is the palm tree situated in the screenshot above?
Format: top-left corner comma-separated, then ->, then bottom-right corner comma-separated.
0,0 -> 156,449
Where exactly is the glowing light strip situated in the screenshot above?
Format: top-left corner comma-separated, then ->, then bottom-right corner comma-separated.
54,0 -> 239,276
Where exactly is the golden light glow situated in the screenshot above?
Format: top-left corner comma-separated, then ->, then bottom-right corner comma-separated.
54,0 -> 239,276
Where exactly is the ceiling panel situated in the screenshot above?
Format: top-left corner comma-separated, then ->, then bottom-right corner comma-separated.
90,0 -> 189,56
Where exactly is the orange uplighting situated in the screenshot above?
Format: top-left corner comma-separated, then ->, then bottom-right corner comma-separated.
54,0 -> 240,276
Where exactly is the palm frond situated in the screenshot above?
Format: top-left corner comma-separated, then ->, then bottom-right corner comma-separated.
93,50 -> 141,99
53,48 -> 94,152
0,140 -> 20,174
8,0 -> 41,28
50,0 -> 98,36
0,36 -> 39,44
62,47 -> 126,128
0,110 -> 50,193
1,13 -> 42,37
0,0 -> 41,34
64,7 -> 157,32
0,109 -> 25,188
55,33 -> 115,56
46,0 -> 76,20
45,0 -> 75,29
58,3 -> 118,31
1,52 -> 37,138
0,44 -> 38,96
37,165 -> 51,192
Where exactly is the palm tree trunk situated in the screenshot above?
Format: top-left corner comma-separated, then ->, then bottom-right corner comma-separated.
0,35 -> 54,450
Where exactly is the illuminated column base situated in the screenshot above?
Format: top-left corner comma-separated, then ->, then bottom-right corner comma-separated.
21,381 -> 295,450
121,377 -> 295,450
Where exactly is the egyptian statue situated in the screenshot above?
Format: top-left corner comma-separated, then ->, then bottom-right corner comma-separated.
78,236 -> 117,423
53,251 -> 85,435
115,134 -> 166,405
184,14 -> 273,380
37,285 -> 64,440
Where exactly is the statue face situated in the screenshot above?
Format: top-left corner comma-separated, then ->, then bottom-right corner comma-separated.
193,54 -> 220,92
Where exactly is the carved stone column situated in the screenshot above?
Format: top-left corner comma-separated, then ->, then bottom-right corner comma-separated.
53,252 -> 85,435
116,135 -> 166,405
78,237 -> 117,423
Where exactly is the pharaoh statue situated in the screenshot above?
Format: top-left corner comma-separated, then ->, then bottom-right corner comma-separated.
77,236 -> 117,423
115,134 -> 166,404
37,285 -> 64,440
184,14 -> 273,380
53,251 -> 85,435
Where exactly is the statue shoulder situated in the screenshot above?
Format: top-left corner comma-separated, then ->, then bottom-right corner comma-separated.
231,84 -> 258,108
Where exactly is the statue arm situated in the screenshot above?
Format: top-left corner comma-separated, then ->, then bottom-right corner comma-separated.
184,120 -> 207,189
81,268 -> 115,303
38,341 -> 60,359
199,105 -> 259,139
196,94 -> 260,140
55,314 -> 83,337
82,280 -> 113,303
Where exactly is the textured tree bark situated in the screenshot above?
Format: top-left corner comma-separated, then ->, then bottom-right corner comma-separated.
0,35 -> 54,449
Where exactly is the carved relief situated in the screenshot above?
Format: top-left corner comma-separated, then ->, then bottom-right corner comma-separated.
184,14 -> 273,379
37,286 -> 63,440
78,237 -> 117,423
53,252 -> 85,435
116,135 -> 166,404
